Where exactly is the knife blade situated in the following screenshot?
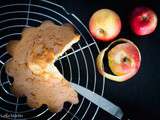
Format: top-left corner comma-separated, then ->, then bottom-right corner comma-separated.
70,82 -> 124,120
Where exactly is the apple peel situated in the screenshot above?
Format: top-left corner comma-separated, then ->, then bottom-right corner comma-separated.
96,38 -> 141,82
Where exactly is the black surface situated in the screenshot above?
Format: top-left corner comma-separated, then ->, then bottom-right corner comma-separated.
54,0 -> 160,120
0,0 -> 160,120
0,0 -> 104,120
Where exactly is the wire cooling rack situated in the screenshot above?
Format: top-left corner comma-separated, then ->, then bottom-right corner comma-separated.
0,0 -> 106,119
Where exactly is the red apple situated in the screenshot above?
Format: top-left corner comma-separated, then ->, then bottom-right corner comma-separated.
96,38 -> 141,82
130,6 -> 158,36
89,9 -> 121,41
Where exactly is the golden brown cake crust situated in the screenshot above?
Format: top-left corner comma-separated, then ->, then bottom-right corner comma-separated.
5,21 -> 80,112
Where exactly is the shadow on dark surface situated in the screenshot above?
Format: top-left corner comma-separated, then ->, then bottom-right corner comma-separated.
0,0 -> 160,120
54,0 -> 160,120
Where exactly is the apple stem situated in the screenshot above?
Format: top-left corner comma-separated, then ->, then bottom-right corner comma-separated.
142,15 -> 148,21
96,28 -> 105,37
123,57 -> 130,63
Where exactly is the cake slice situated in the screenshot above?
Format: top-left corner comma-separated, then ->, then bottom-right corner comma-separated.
6,21 -> 80,112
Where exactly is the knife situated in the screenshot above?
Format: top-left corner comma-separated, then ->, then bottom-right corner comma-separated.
70,82 -> 124,120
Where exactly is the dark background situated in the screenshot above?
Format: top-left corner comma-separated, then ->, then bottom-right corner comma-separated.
0,0 -> 160,120
54,0 -> 160,120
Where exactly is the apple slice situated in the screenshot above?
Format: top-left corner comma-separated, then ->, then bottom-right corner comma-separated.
96,38 -> 141,82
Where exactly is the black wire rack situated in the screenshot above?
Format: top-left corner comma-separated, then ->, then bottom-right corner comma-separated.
0,0 -> 107,119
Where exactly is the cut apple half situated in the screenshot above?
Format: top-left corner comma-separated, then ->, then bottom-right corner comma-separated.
96,38 -> 141,82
